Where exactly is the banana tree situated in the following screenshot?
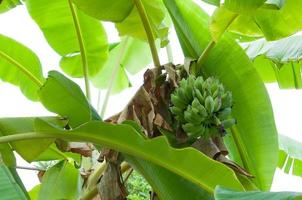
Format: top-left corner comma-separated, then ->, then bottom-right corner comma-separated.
0,0 -> 301,199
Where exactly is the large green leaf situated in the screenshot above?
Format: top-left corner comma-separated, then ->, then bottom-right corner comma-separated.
0,0 -> 21,13
1,117 -> 80,163
0,165 -> 28,200
38,160 -> 79,200
214,186 -> 302,200
73,0 -> 168,45
201,0 -> 220,6
244,35 -> 302,89
126,156 -> 214,200
265,0 -> 285,9
164,0 -> 278,190
278,135 -> 302,177
0,131 -> 15,167
115,0 -> 168,42
35,119 -> 244,193
210,6 -> 238,42
71,0 -> 134,22
245,36 -> 302,63
0,131 -> 28,198
39,71 -> 98,128
35,144 -> 81,163
0,117 -> 58,162
29,184 -> 41,200
0,34 -> 44,101
25,0 -> 108,77
228,0 -> 302,41
224,0 -> 266,13
92,37 -> 152,94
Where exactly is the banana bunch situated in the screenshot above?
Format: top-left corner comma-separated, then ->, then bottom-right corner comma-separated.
170,75 -> 235,139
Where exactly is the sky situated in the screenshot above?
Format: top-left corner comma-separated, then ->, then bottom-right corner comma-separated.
1,1 -> 302,193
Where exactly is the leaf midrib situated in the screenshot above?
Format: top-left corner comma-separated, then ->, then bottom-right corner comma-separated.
0,50 -> 43,87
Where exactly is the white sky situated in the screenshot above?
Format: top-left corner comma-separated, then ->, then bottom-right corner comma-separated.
1,2 -> 302,193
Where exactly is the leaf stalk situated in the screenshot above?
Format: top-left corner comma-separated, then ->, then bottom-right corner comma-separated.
67,0 -> 91,101
196,40 -> 216,74
133,0 -> 161,68
100,38 -> 129,118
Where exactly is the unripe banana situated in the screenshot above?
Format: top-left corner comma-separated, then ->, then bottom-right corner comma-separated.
170,75 -> 234,140
171,94 -> 186,109
221,91 -> 232,109
218,107 -> 232,120
183,123 -> 205,138
184,107 -> 202,125
210,83 -> 218,95
205,96 -> 215,114
177,88 -> 190,104
170,106 -> 182,116
198,104 -> 208,118
192,98 -> 204,111
214,97 -> 222,112
184,85 -> 193,101
191,96 -> 207,118
221,118 -> 236,129
194,89 -> 205,104
194,77 -> 204,91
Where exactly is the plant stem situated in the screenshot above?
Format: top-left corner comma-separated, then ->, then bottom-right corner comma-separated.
81,162 -> 131,200
68,0 -> 91,101
96,89 -> 102,113
133,0 -> 161,68
86,161 -> 107,189
100,38 -> 129,118
230,126 -> 259,186
0,51 -> 43,87
166,43 -> 173,63
121,162 -> 131,173
49,145 -> 69,160
0,133 -> 54,143
195,40 -> 216,74
16,166 -> 42,171
291,62 -> 299,89
195,14 -> 238,75
81,186 -> 98,200
123,168 -> 133,183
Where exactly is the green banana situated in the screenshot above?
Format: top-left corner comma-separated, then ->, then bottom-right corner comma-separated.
170,107 -> 182,116
205,96 -> 215,114
177,88 -> 190,104
182,123 -> 205,138
221,91 -> 232,109
194,89 -> 205,104
194,77 -> 204,91
192,98 -> 203,111
218,108 -> 232,120
184,107 -> 203,125
170,75 -> 235,140
214,97 -> 222,112
222,118 -> 236,129
171,94 -> 186,109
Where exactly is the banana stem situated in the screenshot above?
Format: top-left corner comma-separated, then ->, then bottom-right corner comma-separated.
81,162 -> 131,200
196,41 -> 216,74
81,186 -> 98,200
100,38 -> 129,118
16,166 -> 42,171
86,161 -> 107,189
166,43 -> 173,63
68,0 -> 91,101
230,126 -> 258,187
133,0 -> 161,68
